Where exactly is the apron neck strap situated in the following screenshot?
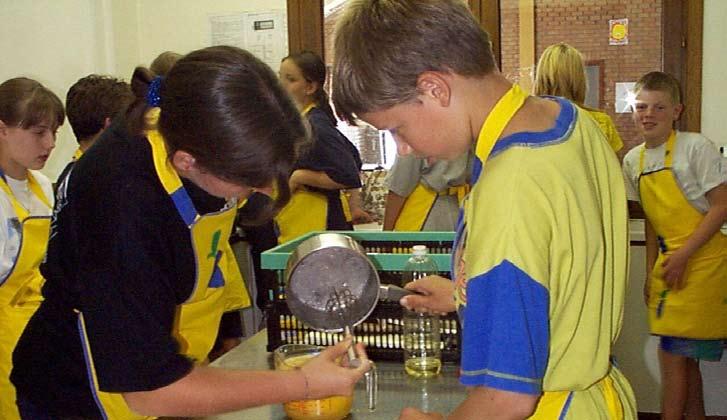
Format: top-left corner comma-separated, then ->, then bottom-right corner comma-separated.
639,130 -> 676,172
475,84 -> 529,164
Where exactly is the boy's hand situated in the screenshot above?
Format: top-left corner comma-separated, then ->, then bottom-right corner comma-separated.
662,250 -> 689,290
399,407 -> 445,420
400,275 -> 456,315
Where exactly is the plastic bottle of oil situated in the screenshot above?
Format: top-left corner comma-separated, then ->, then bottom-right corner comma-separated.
401,245 -> 441,377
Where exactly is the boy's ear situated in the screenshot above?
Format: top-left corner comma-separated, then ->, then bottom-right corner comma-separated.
416,72 -> 451,107
171,150 -> 197,173
673,103 -> 684,121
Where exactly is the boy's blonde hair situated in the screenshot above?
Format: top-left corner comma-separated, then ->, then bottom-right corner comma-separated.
533,43 -> 586,104
634,71 -> 681,104
150,51 -> 183,77
332,0 -> 496,124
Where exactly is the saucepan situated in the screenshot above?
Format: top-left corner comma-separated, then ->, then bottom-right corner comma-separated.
284,233 -> 414,412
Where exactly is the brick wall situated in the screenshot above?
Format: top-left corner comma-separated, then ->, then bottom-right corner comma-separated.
501,0 -> 663,156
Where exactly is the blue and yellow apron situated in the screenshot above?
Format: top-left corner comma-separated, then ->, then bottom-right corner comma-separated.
76,130 -> 249,419
461,84 -> 630,419
0,171 -> 51,420
394,183 -> 469,231
639,131 -> 727,339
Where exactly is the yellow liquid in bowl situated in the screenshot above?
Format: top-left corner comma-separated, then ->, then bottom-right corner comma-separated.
278,354 -> 352,420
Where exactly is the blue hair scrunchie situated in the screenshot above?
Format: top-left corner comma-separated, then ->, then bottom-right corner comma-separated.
146,76 -> 163,107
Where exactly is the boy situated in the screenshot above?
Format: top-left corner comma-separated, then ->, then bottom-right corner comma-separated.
623,71 -> 727,420
332,1 -> 636,418
383,152 -> 470,231
57,74 -> 133,190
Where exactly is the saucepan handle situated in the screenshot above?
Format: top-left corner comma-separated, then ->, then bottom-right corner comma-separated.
378,284 -> 420,302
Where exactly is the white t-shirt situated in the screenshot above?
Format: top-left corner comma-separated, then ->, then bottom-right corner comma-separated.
0,170 -> 54,281
623,131 -> 727,213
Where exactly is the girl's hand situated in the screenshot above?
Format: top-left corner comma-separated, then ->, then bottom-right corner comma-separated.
399,407 -> 445,419
662,250 -> 689,290
300,338 -> 371,399
400,275 -> 456,315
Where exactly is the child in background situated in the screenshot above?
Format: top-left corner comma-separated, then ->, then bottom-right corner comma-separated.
0,77 -> 64,419
332,1 -> 636,418
56,74 -> 134,190
383,152 -> 470,231
622,71 -> 727,420
533,42 -> 624,154
276,50 -> 364,244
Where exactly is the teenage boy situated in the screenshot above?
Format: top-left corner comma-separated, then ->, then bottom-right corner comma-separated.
623,71 -> 727,420
332,1 -> 637,418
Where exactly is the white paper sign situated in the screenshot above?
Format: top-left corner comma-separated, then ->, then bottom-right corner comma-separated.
209,11 -> 288,72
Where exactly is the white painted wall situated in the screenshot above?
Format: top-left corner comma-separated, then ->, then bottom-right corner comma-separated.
1,0 -> 285,180
1,0 -> 107,178
703,0 -> 727,151
698,0 -> 727,415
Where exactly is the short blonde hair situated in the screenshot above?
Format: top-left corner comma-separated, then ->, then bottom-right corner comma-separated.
634,71 -> 681,104
332,0 -> 496,124
533,43 -> 586,104
150,51 -> 182,77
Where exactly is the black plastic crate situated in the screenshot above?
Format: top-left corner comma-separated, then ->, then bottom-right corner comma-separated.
261,231 -> 460,363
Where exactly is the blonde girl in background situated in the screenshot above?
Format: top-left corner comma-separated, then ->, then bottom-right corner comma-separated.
533,42 -> 624,154
0,77 -> 64,419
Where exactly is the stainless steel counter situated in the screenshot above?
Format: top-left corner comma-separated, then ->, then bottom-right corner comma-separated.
204,330 -> 465,419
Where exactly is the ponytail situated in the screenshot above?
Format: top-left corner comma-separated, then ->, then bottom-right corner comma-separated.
125,66 -> 156,137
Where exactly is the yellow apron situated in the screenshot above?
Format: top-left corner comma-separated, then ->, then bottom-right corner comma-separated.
394,183 -> 469,231
467,85 -> 628,419
0,171 -> 51,420
275,104 -> 329,244
76,130 -> 250,419
73,147 -> 84,161
639,131 -> 727,339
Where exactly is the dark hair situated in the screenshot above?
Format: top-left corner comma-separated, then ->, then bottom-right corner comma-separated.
283,51 -> 337,125
66,75 -> 134,142
333,0 -> 496,124
126,46 -> 307,223
0,77 -> 64,130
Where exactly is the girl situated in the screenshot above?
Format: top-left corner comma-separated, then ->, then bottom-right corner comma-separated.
0,77 -> 64,420
276,51 -> 366,244
11,46 -> 369,419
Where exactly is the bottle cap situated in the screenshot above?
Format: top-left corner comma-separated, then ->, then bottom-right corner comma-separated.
412,245 -> 428,256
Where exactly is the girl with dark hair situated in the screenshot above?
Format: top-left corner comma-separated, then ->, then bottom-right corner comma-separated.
276,50 -> 367,244
11,46 -> 369,419
0,77 -> 64,420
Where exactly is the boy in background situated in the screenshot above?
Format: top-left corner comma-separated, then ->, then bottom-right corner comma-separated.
623,71 -> 727,420
383,153 -> 470,231
57,74 -> 133,190
332,1 -> 636,418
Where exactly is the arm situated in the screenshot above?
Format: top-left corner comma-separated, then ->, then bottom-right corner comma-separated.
290,169 -> 348,192
644,218 -> 658,304
124,340 -> 370,417
662,183 -> 727,289
383,191 -> 407,230
346,188 -> 373,224
399,386 -> 538,420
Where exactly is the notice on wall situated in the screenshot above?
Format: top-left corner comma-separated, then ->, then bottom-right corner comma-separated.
609,18 -> 629,45
209,10 -> 288,71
